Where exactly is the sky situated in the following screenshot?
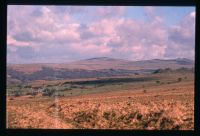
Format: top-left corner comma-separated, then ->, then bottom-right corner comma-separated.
7,6 -> 195,64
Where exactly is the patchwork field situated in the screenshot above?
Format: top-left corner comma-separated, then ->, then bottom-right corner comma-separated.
7,72 -> 194,130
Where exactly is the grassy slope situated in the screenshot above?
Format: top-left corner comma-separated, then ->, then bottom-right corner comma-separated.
7,72 -> 194,129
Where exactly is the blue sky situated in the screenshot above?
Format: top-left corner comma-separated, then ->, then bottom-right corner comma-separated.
7,6 -> 195,63
125,6 -> 195,26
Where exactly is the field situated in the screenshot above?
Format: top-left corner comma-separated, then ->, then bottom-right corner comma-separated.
6,72 -> 194,130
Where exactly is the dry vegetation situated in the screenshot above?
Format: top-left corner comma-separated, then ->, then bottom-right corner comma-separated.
7,74 -> 194,130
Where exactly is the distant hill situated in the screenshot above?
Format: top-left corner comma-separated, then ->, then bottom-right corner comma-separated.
69,57 -> 194,70
152,67 -> 194,74
131,58 -> 194,70
7,57 -> 194,72
7,57 -> 194,82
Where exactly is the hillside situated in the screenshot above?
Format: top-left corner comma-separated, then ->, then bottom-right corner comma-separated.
7,57 -> 194,82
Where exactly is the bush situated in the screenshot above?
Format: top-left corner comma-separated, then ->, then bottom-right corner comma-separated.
143,90 -> 147,93
31,92 -> 38,97
14,91 -> 20,97
103,112 -> 110,120
42,88 -> 55,97
24,85 -> 31,88
156,80 -> 160,84
178,78 -> 182,82
9,97 -> 14,100
135,73 -> 139,75
26,92 -> 32,95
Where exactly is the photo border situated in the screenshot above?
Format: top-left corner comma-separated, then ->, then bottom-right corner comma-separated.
0,0 -> 199,136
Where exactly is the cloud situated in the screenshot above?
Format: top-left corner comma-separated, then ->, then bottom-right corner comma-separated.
165,11 -> 195,59
190,11 -> 195,18
7,36 -> 30,47
7,6 -> 195,63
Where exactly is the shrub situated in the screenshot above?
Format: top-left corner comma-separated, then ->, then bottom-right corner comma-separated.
9,97 -> 14,100
160,117 -> 175,130
135,73 -> 139,75
14,91 -> 20,97
24,85 -> 31,88
103,112 -> 110,120
31,92 -> 38,97
136,113 -> 143,120
42,88 -> 55,97
178,78 -> 182,82
156,80 -> 160,84
143,90 -> 147,93
25,92 -> 32,95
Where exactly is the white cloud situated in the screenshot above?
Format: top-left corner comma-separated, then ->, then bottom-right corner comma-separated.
165,11 -> 195,60
190,11 -> 195,18
7,6 -> 195,63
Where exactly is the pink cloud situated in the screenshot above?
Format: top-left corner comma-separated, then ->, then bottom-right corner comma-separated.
70,43 -> 112,55
7,6 -> 195,63
190,11 -> 195,18
7,36 -> 30,47
89,18 -> 123,36
53,25 -> 80,42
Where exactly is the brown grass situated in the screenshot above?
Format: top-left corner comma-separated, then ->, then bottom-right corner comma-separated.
7,80 -> 194,129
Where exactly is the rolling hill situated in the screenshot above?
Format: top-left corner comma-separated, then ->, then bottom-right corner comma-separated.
7,57 -> 194,82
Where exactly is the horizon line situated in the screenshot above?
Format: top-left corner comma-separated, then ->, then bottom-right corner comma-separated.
7,57 -> 195,65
